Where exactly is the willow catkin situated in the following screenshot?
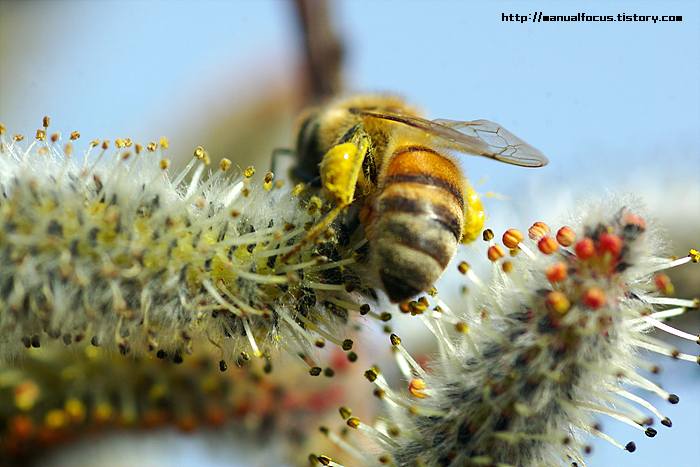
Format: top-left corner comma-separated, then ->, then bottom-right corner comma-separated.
0,121 -> 376,367
319,195 -> 699,467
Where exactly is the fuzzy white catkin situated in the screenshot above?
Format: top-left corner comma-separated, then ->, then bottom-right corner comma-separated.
329,195 -> 698,467
0,127 -> 373,366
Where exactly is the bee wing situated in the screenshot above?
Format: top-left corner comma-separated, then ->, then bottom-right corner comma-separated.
351,108 -> 547,167
431,118 -> 548,167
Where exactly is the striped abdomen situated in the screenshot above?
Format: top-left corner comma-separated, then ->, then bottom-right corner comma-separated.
371,146 -> 467,303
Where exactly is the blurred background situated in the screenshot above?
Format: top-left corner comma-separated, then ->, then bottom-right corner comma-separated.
1,1 -> 698,466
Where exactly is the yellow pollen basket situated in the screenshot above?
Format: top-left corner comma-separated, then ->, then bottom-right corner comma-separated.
461,183 -> 485,245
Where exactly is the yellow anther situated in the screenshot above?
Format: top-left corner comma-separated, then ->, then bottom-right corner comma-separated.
689,249 -> 699,263
220,158 -> 232,171
409,378 -> 428,398
339,407 -> 352,419
458,261 -> 470,274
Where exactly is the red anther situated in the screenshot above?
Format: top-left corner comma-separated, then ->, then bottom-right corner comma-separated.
502,229 -> 524,249
622,211 -> 646,231
546,290 -> 571,314
528,222 -> 551,240
597,232 -> 623,257
538,236 -> 559,255
581,287 -> 607,309
488,244 -> 506,261
654,273 -> 674,295
574,238 -> 595,260
546,262 -> 568,283
556,226 -> 576,247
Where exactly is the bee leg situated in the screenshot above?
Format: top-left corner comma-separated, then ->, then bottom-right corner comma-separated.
320,132 -> 369,206
302,132 -> 370,245
361,147 -> 378,189
291,167 -> 322,187
461,182 -> 485,245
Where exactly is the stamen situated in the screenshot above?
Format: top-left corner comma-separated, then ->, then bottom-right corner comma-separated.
218,227 -> 280,247
643,254 -> 695,275
311,257 -> 357,271
201,281 -> 238,314
390,334 -> 428,380
618,368 -> 672,400
184,162 -> 206,199
633,337 -> 697,362
292,312 -> 346,348
352,237 -> 369,252
649,306 -> 693,320
302,281 -> 347,292
346,417 -> 399,449
454,321 -> 482,364
574,399 -> 649,431
642,315 -> 700,342
593,430 -> 632,452
392,347 -> 414,381
235,269 -> 290,284
323,296 -> 365,313
240,318 -> 262,357
516,242 -> 537,260
643,296 -> 699,309
276,257 -> 328,274
253,242 -> 301,259
616,389 -> 666,422
418,313 -> 460,362
319,427 -> 372,466
277,308 -> 325,351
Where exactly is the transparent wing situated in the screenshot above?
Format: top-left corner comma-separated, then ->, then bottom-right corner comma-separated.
350,108 -> 548,167
432,118 -> 548,167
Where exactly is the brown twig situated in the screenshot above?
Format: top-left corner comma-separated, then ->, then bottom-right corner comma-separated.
293,0 -> 345,103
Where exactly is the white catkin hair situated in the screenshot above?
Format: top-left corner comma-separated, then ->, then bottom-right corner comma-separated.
321,195 -> 699,467
0,124 -> 377,367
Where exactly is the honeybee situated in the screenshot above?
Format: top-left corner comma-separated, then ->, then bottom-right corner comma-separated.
293,94 -> 547,303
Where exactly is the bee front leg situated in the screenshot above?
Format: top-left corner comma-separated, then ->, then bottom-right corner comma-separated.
302,131 -> 370,245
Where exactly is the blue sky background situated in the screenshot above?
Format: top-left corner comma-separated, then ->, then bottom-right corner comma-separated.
1,1 -> 698,466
